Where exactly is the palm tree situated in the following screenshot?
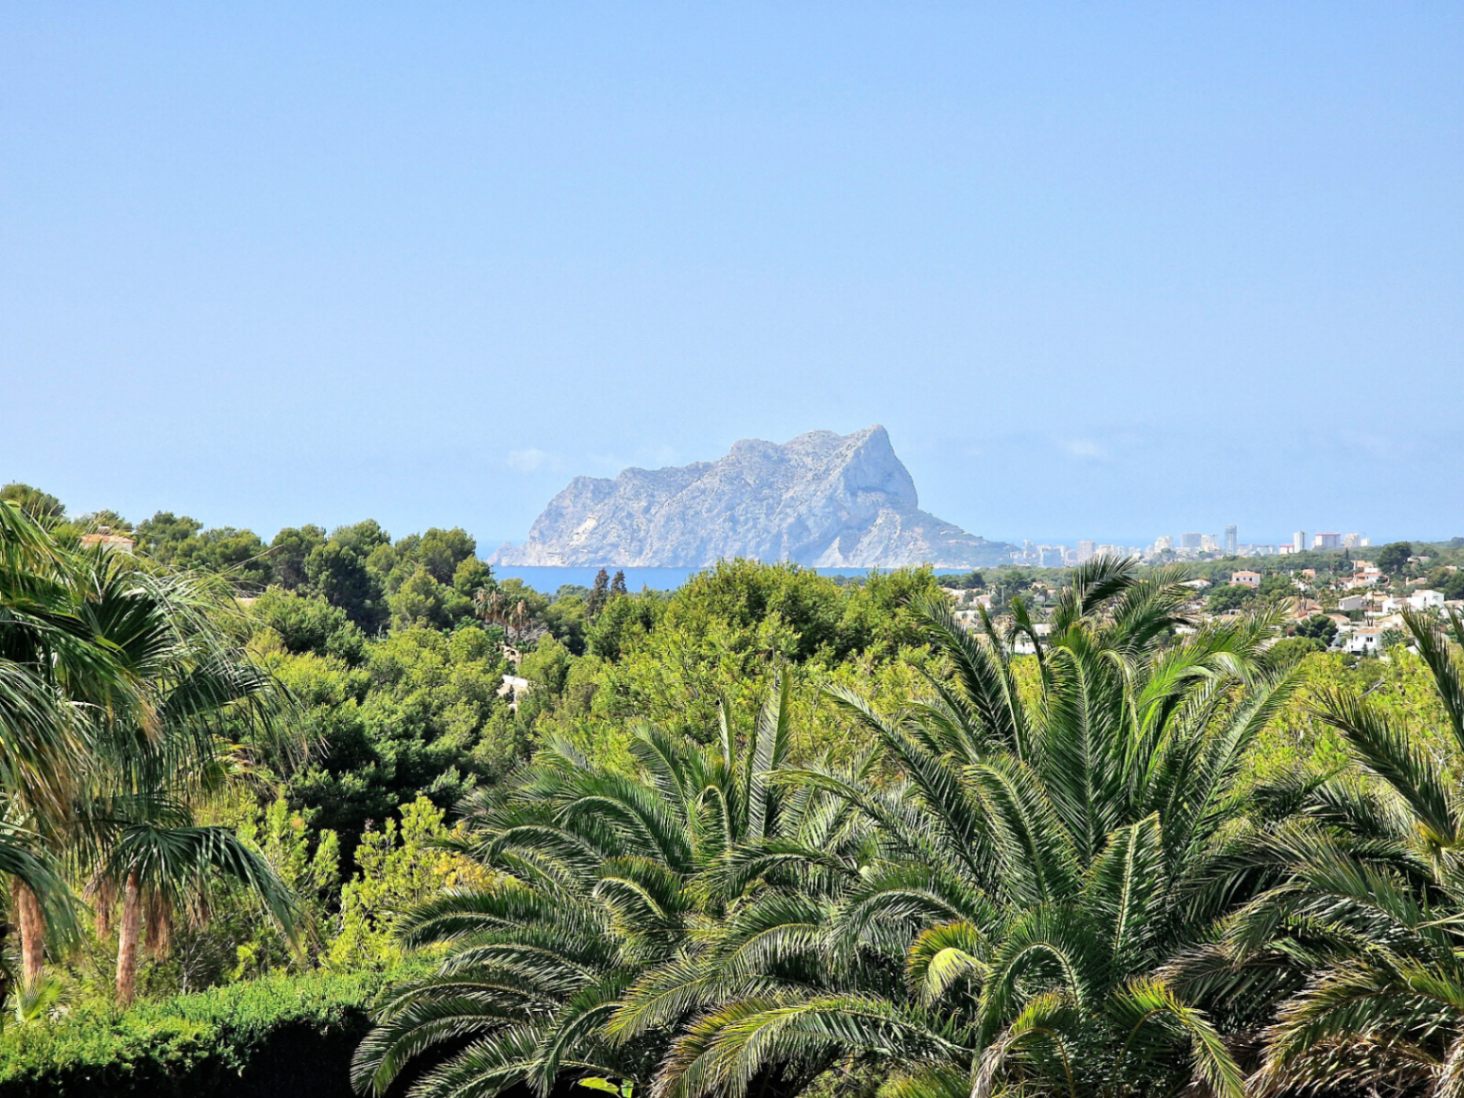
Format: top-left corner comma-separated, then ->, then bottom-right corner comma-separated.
353,677 -> 875,1098
0,501 -> 137,995
61,552 -> 301,1004
1,502 -> 299,1005
647,559 -> 1293,1098
101,820 -> 298,1005
1210,608 -> 1464,1096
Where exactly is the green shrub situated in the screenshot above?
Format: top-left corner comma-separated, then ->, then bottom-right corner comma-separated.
0,968 -> 408,1097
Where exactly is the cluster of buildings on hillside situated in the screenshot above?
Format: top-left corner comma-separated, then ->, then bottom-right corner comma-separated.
1011,527 -> 1372,566
1224,558 -> 1456,655
945,552 -> 1461,660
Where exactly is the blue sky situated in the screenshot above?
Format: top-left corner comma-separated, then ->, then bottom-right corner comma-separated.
4,4 -> 1461,549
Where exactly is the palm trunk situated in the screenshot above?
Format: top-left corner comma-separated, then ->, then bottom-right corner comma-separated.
115,872 -> 142,1007
11,879 -> 45,991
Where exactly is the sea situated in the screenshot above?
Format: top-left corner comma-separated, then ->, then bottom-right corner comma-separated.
492,565 -> 971,594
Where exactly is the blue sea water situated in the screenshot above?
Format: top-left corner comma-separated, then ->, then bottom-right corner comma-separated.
492,565 -> 968,594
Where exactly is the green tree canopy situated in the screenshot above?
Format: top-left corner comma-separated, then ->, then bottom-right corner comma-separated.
1377,540 -> 1414,576
0,483 -> 64,523
268,524 -> 325,589
305,541 -> 387,633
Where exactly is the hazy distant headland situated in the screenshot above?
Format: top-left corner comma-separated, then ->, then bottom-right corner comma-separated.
492,426 -> 1015,568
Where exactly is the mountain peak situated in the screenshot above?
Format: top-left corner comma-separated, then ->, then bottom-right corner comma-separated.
493,428 -> 1013,568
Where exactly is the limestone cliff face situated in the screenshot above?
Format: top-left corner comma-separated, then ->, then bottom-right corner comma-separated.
493,426 -> 1014,567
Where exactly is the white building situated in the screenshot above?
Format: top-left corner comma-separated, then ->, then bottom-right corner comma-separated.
497,674 -> 531,709
1409,589 -> 1446,611
1011,623 -> 1053,656
1347,627 -> 1383,655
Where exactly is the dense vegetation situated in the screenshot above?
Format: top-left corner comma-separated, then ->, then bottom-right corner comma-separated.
0,968 -> 398,1097
4,482 -> 1464,1097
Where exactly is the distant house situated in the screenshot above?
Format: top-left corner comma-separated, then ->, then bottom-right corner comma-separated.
1337,594 -> 1366,613
941,588 -> 990,608
1409,589 -> 1446,611
78,527 -> 134,554
1230,570 -> 1261,589
497,674 -> 531,710
1011,623 -> 1053,656
1348,565 -> 1383,589
1347,627 -> 1384,655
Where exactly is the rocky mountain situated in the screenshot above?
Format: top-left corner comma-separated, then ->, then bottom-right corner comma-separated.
493,427 -> 1015,568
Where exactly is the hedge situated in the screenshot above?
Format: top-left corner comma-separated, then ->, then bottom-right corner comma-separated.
0,968 -> 406,1097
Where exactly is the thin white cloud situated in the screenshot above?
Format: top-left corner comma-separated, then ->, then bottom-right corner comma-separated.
1061,437 -> 1111,462
505,448 -> 558,474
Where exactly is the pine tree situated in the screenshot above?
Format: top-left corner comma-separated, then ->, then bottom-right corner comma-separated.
586,567 -> 610,617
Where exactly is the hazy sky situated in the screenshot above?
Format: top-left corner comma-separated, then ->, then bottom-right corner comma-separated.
5,5 -> 1462,549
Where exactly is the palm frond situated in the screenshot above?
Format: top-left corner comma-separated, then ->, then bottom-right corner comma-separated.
1109,978 -> 1245,1098
1314,686 -> 1459,846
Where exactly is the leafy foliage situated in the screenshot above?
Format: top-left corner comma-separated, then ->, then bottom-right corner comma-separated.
640,560 -> 1285,1098
1210,609 -> 1464,1097
353,679 -> 876,1098
0,967 -> 405,1096
11,482 -> 1464,1098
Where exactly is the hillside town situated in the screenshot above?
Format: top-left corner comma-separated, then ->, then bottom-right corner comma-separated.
949,539 -> 1464,659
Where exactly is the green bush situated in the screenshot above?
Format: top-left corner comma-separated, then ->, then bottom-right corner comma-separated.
0,968 -> 407,1097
